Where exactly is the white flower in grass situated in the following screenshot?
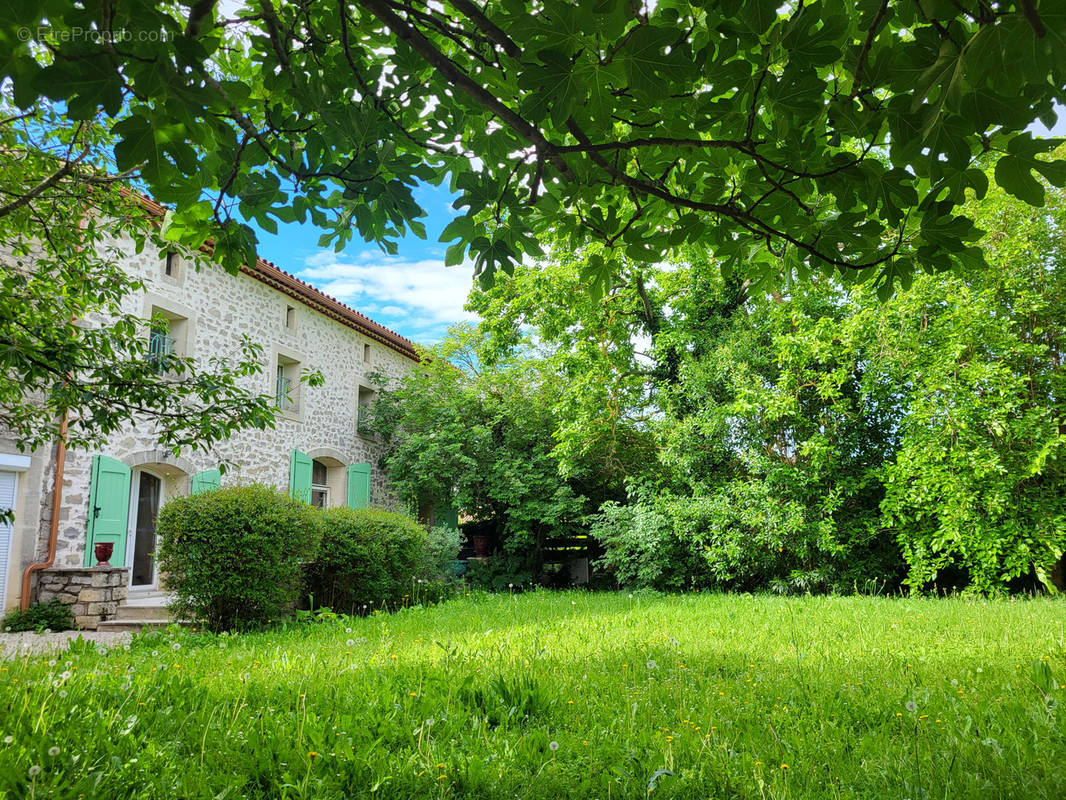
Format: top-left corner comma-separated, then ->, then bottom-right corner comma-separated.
172,642 -> 181,651
58,690 -> 68,698
47,660 -> 56,667
346,639 -> 355,647
905,701 -> 918,712
3,736 -> 13,745
48,746 -> 60,756
549,741 -> 559,751
28,765 -> 41,777
646,660 -> 658,670
345,627 -> 352,634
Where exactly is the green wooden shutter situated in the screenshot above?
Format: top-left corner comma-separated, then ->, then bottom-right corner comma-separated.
346,463 -> 371,509
85,455 -> 132,567
289,449 -> 313,503
190,469 -> 221,494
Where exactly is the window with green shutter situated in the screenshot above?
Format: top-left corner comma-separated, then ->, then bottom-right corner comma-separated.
190,469 -> 221,494
85,455 -> 132,567
289,449 -> 313,503
346,463 -> 370,509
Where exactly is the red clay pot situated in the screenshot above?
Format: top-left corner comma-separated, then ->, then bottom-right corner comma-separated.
94,541 -> 114,567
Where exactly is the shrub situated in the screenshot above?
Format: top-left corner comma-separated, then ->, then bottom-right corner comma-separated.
421,524 -> 464,580
156,485 -> 321,630
303,508 -> 429,613
465,552 -> 538,591
2,600 -> 75,633
590,501 -> 704,591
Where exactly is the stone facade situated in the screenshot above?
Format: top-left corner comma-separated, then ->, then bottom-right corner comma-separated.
2,227 -> 422,612
35,567 -> 128,630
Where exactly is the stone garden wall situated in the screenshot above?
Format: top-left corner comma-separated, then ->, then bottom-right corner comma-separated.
36,567 -> 128,630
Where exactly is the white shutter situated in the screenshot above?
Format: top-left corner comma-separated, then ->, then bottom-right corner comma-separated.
0,471 -> 15,611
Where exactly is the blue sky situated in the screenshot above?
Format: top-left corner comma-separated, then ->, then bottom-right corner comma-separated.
249,181 -> 470,347
249,111 -> 1066,348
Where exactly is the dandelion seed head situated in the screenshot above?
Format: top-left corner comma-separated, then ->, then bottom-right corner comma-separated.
905,701 -> 918,712
28,765 -> 41,777
549,741 -> 559,751
646,660 -> 658,670
48,746 -> 60,756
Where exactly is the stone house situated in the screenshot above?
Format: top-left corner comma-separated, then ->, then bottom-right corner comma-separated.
0,202 -> 423,627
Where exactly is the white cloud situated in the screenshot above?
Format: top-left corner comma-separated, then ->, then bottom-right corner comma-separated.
296,251 -> 478,331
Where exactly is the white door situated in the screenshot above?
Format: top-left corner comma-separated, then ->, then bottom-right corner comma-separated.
0,471 -> 16,610
127,469 -> 163,589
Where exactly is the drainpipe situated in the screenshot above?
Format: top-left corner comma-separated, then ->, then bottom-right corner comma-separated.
19,410 -> 69,610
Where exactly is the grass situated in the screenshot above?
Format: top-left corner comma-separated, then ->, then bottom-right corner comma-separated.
1,591 -> 1064,799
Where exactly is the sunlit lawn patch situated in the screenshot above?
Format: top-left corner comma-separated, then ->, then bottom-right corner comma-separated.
1,592 -> 1063,799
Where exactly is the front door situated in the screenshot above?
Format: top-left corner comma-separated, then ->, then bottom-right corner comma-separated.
129,470 -> 162,587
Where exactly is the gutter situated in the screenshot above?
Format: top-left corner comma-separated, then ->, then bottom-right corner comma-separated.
19,410 -> 68,610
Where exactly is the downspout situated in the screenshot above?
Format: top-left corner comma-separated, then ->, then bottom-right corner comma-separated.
19,410 -> 69,610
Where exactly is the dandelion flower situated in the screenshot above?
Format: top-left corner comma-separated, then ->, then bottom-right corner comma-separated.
3,736 -> 13,745
647,660 -> 658,670
48,746 -> 60,756
549,741 -> 559,751
905,701 -> 918,712
780,764 -> 789,770
28,765 -> 41,777
172,643 -> 181,651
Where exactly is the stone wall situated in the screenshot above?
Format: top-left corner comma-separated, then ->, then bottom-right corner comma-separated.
50,233 -> 419,566
36,566 -> 128,630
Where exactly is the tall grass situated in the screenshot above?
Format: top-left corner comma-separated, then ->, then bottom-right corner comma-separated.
1,591 -> 1063,798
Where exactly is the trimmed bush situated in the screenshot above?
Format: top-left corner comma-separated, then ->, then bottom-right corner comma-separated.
303,508 -> 429,613
2,600 -> 75,633
156,485 -> 320,630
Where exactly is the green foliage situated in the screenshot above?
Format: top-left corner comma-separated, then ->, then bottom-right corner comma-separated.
464,553 -> 539,592
476,169 -> 1066,595
369,328 -> 586,581
3,2 -> 1064,292
421,525 -> 464,581
1,593 -> 1065,799
0,104 -> 281,457
590,501 -> 698,592
1,600 -> 75,633
156,485 -> 320,630
303,507 -> 430,613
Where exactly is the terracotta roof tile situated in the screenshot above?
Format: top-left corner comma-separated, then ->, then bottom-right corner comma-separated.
131,192 -> 422,362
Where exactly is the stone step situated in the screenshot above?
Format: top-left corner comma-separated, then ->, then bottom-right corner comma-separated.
114,604 -> 171,621
96,619 -> 174,633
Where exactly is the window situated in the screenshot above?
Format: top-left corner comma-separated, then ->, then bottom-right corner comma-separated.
310,459 -> 330,508
285,305 -> 296,331
357,385 -> 377,436
147,322 -> 175,369
275,353 -> 301,413
164,251 -> 178,277
363,343 -> 371,364
146,306 -> 188,369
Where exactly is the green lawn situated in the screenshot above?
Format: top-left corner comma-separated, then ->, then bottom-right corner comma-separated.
1,591 -> 1064,799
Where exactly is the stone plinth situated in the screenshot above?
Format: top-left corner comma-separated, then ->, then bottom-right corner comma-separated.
36,567 -> 128,630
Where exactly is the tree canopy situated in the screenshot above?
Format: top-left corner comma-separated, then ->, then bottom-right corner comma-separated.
2,1 -> 1065,294
460,169 -> 1066,593
0,106 -> 286,454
